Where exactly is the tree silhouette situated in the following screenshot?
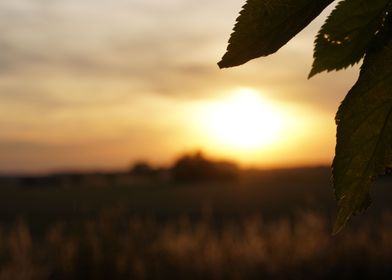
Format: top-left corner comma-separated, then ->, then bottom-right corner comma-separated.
171,152 -> 239,183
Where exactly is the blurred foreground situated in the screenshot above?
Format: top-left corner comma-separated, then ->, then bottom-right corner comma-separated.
1,162 -> 392,279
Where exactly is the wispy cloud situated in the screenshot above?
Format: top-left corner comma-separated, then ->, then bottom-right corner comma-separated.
0,0 -> 359,172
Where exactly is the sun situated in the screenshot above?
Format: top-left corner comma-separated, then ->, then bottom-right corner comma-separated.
205,88 -> 284,149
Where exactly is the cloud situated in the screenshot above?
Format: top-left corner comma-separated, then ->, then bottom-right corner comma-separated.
0,0 -> 339,102
0,0 -> 359,172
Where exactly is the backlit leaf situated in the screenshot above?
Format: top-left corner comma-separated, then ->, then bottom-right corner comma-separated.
309,0 -> 391,77
220,0 -> 392,233
218,0 -> 333,68
332,28 -> 392,234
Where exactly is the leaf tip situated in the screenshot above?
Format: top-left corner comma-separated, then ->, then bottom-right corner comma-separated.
307,71 -> 316,79
217,58 -> 228,69
218,51 -> 245,69
308,64 -> 321,79
332,208 -> 350,235
332,220 -> 345,235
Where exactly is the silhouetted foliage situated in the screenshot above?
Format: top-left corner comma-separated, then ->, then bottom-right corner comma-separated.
171,152 -> 239,183
130,161 -> 156,177
220,0 -> 392,233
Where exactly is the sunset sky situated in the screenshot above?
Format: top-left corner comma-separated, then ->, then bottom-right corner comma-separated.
0,0 -> 361,174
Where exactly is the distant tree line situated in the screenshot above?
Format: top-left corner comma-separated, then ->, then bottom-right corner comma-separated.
170,151 -> 239,183
2,152 -> 240,188
131,151 -> 239,183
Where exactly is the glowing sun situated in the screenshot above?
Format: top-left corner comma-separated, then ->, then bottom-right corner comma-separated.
206,88 -> 284,149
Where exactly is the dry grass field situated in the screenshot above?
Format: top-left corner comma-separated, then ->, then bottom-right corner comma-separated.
1,167 -> 392,279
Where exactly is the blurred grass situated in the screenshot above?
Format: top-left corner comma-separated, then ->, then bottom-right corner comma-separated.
0,167 -> 392,279
1,211 -> 392,279
0,168 -> 335,230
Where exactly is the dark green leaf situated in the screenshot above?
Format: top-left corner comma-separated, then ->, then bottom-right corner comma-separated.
309,0 -> 391,78
332,30 -> 392,234
218,0 -> 334,68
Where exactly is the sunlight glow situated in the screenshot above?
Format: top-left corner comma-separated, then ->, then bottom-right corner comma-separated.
205,88 -> 285,150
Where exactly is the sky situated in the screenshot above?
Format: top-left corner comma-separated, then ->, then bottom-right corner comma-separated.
0,0 -> 361,174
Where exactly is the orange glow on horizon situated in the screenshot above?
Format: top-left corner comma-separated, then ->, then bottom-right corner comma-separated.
183,87 -> 335,168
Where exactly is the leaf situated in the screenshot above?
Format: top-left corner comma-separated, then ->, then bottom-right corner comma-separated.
219,0 -> 392,233
218,0 -> 334,68
332,27 -> 392,234
309,0 -> 391,78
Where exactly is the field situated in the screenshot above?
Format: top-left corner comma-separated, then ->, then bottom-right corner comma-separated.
1,167 -> 392,279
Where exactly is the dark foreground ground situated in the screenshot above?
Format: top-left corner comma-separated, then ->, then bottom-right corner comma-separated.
0,167 -> 392,279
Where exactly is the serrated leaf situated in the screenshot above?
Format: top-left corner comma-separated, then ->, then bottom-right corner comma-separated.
332,30 -> 392,234
309,0 -> 392,77
218,0 -> 334,68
